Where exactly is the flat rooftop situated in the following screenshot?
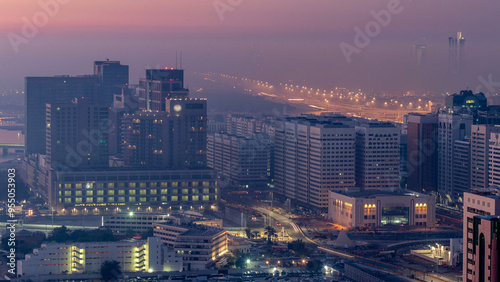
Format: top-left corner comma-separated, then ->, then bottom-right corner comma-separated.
332,189 -> 429,199
155,222 -> 225,237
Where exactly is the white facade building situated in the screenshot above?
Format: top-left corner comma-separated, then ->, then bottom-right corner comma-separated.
18,237 -> 182,277
437,108 -> 473,204
207,133 -> 272,189
328,189 -> 435,228
274,115 -> 356,209
153,222 -> 228,271
489,131 -> 500,186
355,122 -> 400,190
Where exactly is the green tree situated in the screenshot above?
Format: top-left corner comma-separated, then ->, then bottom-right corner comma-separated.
307,260 -> 323,271
235,253 -> 250,269
141,228 -> 154,238
125,228 -> 135,238
288,239 -> 308,256
48,226 -> 70,243
264,226 -> 276,244
100,260 -> 121,281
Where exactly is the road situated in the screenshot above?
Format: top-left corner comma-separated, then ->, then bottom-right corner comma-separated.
255,206 -> 453,282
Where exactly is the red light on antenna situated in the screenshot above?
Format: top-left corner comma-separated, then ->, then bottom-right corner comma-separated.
165,67 -> 168,70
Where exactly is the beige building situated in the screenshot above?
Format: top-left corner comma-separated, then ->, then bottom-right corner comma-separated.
153,222 -> 228,270
18,237 -> 182,277
463,188 -> 500,282
328,190 -> 435,228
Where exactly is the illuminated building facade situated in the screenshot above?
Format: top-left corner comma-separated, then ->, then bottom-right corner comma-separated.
153,222 -> 228,270
355,122 -> 400,190
328,190 -> 435,228
48,168 -> 218,214
274,115 -> 356,209
122,98 -> 207,169
17,237 -> 182,277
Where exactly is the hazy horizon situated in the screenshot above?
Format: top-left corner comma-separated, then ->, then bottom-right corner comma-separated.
1,0 -> 499,94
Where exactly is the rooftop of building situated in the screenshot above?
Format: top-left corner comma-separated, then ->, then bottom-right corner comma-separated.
475,215 -> 500,221
467,186 -> 500,199
344,263 -> 408,282
358,121 -> 396,128
279,115 -> 354,128
155,221 -> 225,237
331,189 -> 430,199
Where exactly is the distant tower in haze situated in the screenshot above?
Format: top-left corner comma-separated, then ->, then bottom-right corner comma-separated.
411,44 -> 427,67
449,32 -> 466,73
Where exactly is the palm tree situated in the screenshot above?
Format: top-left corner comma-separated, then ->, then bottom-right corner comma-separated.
244,228 -> 252,239
252,231 -> 259,239
264,226 -> 276,244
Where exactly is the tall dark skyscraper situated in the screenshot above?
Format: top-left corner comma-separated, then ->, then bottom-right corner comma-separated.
25,61 -> 129,155
406,113 -> 438,193
94,60 -> 129,105
25,75 -> 100,154
138,69 -> 189,111
449,32 -> 466,73
46,98 -> 109,169
122,98 -> 207,169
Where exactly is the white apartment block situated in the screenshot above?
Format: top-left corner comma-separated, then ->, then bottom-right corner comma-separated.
18,237 -> 182,277
102,212 -> 223,233
471,125 -> 500,189
489,131 -> 500,186
207,133 -> 272,189
463,189 -> 500,282
274,116 -> 355,209
437,108 -> 473,204
153,222 -> 228,271
355,122 -> 400,190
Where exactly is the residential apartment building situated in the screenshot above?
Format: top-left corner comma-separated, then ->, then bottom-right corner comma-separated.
274,115 -> 355,209
207,133 -> 272,189
17,237 -> 182,277
438,108 -> 473,204
153,222 -> 228,270
463,189 -> 500,281
355,122 -> 400,190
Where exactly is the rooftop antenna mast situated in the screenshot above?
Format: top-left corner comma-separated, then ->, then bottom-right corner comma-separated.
180,51 -> 183,70
175,51 -> 178,69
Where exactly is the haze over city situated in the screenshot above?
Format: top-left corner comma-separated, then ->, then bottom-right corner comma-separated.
1,0 -> 500,93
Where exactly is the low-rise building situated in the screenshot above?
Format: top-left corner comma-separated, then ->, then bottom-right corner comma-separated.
103,212 -> 223,234
17,237 -> 182,277
328,189 -> 435,228
48,168 -> 219,214
153,222 -> 228,270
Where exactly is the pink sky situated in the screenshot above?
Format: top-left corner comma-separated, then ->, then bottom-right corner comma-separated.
1,0 -> 499,92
